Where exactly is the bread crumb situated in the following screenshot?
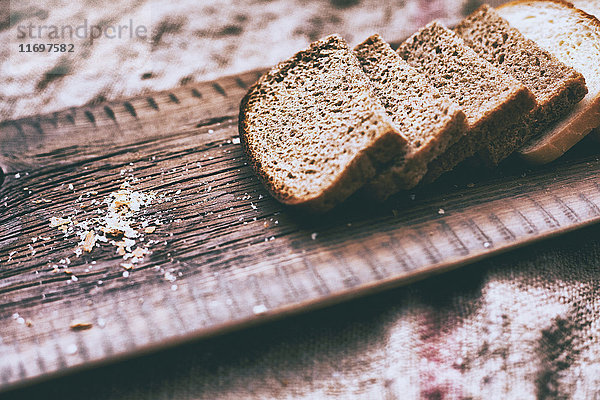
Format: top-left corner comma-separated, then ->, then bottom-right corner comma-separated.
164,271 -> 176,282
438,208 -> 445,215
49,183 -> 157,275
311,232 -> 318,240
82,231 -> 96,252
70,321 -> 93,331
50,216 -> 71,227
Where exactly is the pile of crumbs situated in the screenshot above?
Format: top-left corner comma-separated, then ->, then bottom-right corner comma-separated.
49,182 -> 159,273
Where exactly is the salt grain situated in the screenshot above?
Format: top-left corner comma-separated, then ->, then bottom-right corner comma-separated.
65,344 -> 78,355
252,304 -> 268,315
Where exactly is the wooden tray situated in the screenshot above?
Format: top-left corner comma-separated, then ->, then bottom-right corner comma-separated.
1,68 -> 600,392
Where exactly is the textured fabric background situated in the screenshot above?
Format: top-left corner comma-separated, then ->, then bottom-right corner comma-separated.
4,0 -> 600,399
1,0 -> 497,121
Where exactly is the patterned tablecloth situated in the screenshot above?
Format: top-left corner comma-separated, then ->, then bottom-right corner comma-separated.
4,0 -> 600,398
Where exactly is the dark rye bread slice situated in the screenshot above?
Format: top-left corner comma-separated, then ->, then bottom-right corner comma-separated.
238,35 -> 407,212
455,4 -> 587,165
353,34 -> 467,200
397,22 -> 536,183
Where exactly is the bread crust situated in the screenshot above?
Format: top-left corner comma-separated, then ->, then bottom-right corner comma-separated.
519,96 -> 600,163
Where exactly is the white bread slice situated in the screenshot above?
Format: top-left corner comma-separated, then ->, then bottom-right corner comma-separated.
566,0 -> 600,140
569,0 -> 600,15
497,0 -> 600,164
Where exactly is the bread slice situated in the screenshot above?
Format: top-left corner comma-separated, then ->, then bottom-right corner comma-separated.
396,22 -> 535,183
353,34 -> 467,200
569,0 -> 600,16
238,35 -> 407,212
498,0 -> 600,164
455,5 -> 587,165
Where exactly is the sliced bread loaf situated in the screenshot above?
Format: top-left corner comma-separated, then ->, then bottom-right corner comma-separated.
498,0 -> 600,164
238,35 -> 407,212
455,4 -> 587,165
396,22 -> 535,183
353,34 -> 467,200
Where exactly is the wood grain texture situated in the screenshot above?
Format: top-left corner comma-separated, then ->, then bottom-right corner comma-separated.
1,68 -> 600,392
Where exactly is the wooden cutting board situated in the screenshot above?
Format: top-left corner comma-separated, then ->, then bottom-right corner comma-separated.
1,68 -> 600,392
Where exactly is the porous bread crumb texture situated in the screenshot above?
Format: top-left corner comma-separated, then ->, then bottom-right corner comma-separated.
455,4 -> 587,164
354,34 -> 466,199
498,0 -> 600,94
456,5 -> 586,108
397,22 -> 535,182
397,22 -> 529,130
239,35 -> 405,211
497,0 -> 600,161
